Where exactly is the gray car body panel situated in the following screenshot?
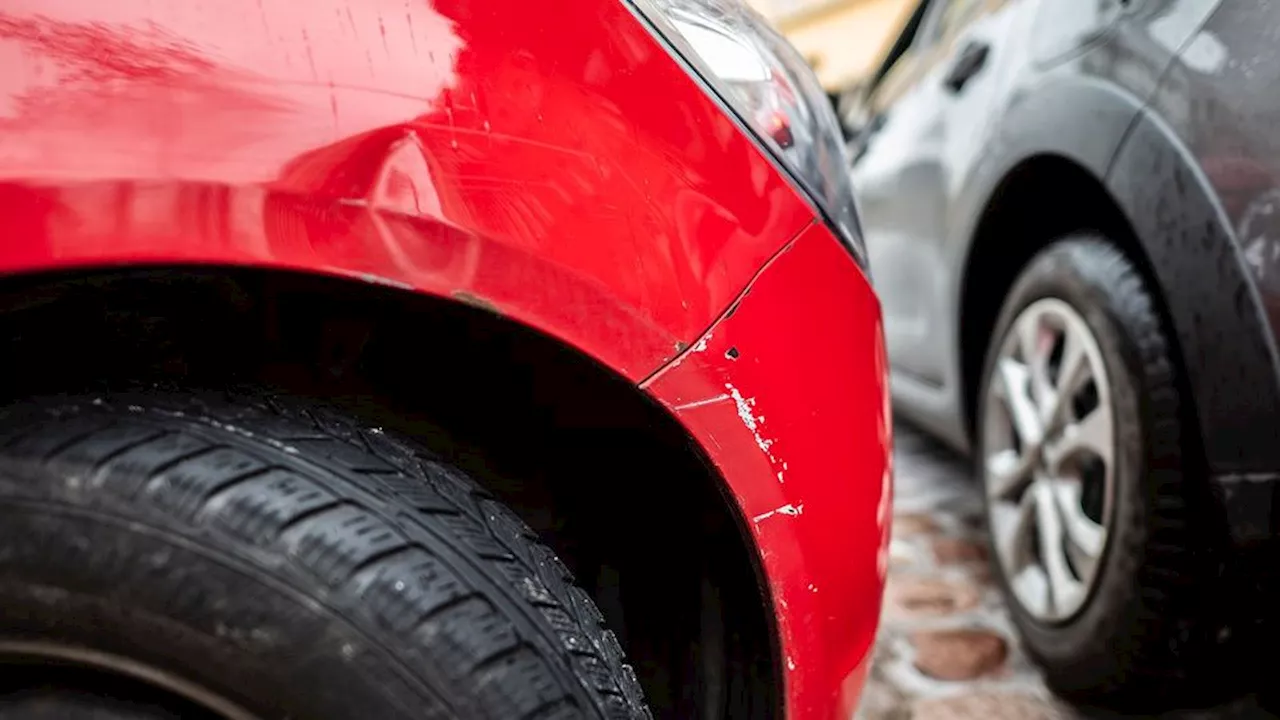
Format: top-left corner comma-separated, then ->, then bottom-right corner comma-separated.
853,0 -> 1280,487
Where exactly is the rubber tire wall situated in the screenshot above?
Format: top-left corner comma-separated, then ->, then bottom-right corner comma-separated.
977,236 -> 1232,711
0,390 -> 651,719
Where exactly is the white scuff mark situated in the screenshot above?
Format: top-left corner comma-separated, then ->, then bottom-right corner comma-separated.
673,394 -> 730,411
725,383 -> 758,431
786,657 -> 796,671
808,583 -> 818,593
657,330 -> 715,377
357,272 -> 414,290
752,503 -> 804,524
725,382 -> 787,483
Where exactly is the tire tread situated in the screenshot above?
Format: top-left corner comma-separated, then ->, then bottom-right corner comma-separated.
0,392 -> 650,720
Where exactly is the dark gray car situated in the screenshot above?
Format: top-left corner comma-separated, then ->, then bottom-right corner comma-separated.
847,0 -> 1280,711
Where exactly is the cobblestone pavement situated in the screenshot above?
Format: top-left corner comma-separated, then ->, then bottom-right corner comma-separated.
858,423 -> 1270,720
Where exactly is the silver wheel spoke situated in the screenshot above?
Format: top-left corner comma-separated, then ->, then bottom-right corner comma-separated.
1052,479 -> 1106,573
997,359 -> 1043,447
1055,327 -> 1089,397
1046,405 -> 1112,472
986,448 -> 1035,501
1034,482 -> 1084,615
1043,328 -> 1086,433
992,490 -> 1037,575
1016,316 -> 1053,407
982,298 -> 1115,622
1010,566 -> 1051,618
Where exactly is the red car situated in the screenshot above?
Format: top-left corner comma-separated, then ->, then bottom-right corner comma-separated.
0,0 -> 890,718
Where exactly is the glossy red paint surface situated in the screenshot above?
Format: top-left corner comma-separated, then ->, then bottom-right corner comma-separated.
0,0 -> 890,717
0,0 -> 814,380
645,222 -> 892,719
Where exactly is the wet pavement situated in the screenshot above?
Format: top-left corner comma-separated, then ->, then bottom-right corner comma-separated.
859,422 -> 1271,720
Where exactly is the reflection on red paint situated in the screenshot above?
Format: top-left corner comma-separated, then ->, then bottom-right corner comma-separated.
0,0 -> 815,379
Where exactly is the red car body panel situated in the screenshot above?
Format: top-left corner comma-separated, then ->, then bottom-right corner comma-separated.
0,0 -> 891,717
0,0 -> 814,380
646,221 -> 892,719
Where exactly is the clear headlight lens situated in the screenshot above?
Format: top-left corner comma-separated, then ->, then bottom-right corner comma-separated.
626,0 -> 867,269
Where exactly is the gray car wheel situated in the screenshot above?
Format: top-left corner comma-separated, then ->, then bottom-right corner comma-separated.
976,235 -> 1233,711
983,296 -> 1114,623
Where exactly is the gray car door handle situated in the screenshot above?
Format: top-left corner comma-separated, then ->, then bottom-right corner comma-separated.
944,41 -> 990,93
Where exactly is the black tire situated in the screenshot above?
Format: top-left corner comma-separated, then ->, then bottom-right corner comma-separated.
976,236 -> 1230,710
0,390 -> 650,719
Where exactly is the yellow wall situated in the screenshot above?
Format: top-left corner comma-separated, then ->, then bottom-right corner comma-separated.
749,0 -> 915,91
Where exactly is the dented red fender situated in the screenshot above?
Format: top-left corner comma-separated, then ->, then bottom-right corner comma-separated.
645,222 -> 892,719
0,0 -> 890,716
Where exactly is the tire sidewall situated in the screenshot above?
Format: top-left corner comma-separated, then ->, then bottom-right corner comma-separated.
0,501 -> 433,720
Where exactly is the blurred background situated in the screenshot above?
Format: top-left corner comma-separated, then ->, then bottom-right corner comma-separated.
747,0 -> 913,94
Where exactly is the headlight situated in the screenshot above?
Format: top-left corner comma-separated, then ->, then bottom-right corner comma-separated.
625,0 -> 868,269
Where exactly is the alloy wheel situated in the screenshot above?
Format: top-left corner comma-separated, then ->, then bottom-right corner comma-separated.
982,298 -> 1115,622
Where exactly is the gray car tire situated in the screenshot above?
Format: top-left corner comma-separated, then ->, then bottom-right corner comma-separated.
977,236 -> 1233,711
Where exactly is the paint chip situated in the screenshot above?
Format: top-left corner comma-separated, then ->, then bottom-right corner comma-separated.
752,503 -> 804,523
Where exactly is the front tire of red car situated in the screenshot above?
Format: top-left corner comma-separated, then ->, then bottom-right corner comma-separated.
0,391 -> 651,720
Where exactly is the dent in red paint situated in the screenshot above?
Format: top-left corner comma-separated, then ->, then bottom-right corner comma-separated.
645,222 -> 892,719
0,0 -> 815,380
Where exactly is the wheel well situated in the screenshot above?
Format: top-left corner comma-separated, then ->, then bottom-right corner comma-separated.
0,267 -> 779,719
959,155 -> 1188,444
